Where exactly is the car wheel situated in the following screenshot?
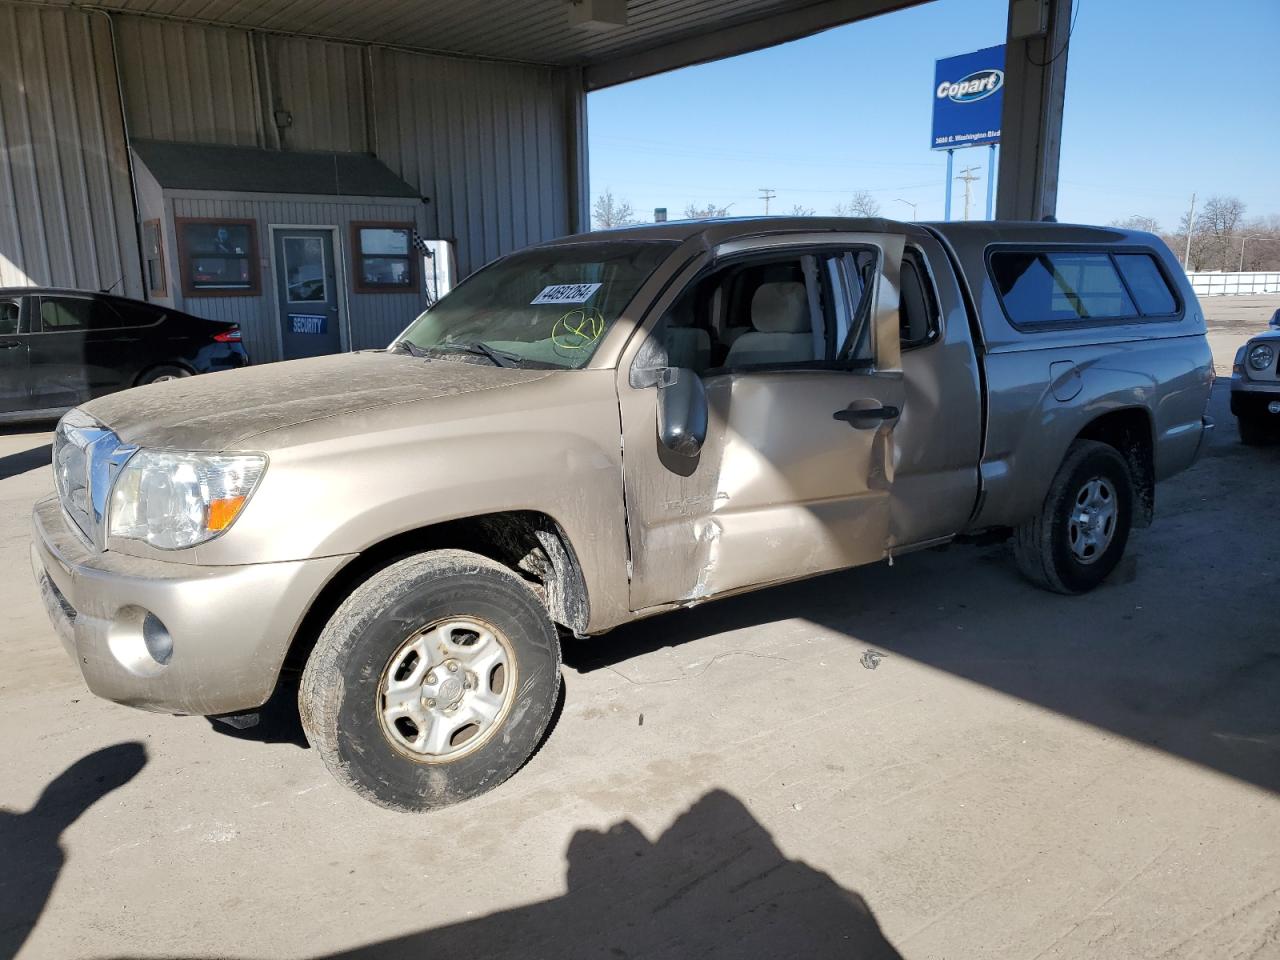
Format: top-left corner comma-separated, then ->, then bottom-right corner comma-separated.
1012,440 -> 1134,595
1237,415 -> 1275,446
299,549 -> 562,812
137,364 -> 192,385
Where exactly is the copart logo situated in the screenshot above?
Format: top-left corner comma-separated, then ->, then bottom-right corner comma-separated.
936,69 -> 1004,103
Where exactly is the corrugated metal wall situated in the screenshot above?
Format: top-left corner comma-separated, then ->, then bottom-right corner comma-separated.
0,4 -> 142,295
268,35 -> 370,154
113,17 -> 264,147
0,2 -> 583,312
169,193 -> 423,363
373,49 -> 578,275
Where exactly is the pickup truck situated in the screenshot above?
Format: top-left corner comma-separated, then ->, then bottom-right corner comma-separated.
32,218 -> 1215,811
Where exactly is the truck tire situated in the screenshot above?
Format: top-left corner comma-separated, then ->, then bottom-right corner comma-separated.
1012,440 -> 1134,595
1237,415 -> 1274,446
299,549 -> 561,812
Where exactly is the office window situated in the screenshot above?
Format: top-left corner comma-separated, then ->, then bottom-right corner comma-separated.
353,223 -> 415,292
178,219 -> 259,296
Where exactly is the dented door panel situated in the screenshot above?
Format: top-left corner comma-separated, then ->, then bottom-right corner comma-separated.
617,231 -> 908,611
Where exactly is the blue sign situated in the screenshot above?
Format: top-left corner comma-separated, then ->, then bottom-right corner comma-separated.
932,45 -> 1005,150
289,314 -> 327,334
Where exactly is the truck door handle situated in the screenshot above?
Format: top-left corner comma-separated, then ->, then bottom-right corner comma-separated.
834,404 -> 899,426
0,340 -> 21,349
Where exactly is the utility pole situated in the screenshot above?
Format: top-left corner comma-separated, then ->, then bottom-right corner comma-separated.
758,188 -> 776,216
1182,192 -> 1196,269
955,166 -> 980,221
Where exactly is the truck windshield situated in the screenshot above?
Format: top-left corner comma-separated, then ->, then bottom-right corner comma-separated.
395,240 -> 677,368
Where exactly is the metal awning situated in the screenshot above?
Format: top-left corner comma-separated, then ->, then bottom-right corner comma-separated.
31,0 -> 923,87
131,139 -> 421,198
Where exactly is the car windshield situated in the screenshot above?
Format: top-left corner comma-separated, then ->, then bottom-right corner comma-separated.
394,240 -> 676,368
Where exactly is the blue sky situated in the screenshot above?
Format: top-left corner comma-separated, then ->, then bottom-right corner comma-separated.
587,0 -> 1280,228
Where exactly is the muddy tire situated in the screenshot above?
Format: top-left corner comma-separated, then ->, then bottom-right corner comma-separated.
299,549 -> 561,812
1012,440 -> 1134,595
1237,415 -> 1275,446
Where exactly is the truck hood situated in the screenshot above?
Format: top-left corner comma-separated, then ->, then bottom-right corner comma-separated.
83,351 -> 556,449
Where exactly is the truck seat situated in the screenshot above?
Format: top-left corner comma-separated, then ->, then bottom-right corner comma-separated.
662,298 -> 711,371
725,281 -> 813,366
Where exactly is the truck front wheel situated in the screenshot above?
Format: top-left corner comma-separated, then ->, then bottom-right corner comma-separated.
1012,440 -> 1134,595
299,549 -> 561,811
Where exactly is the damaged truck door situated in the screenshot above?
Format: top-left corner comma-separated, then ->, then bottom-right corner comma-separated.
618,233 -> 908,609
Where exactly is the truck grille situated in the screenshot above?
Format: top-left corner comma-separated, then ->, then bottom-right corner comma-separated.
52,410 -> 135,549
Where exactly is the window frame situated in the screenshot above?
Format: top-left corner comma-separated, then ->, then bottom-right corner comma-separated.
142,218 -> 167,298
176,217 -> 261,298
0,296 -> 24,336
351,221 -> 417,294
34,295 -> 141,334
985,243 -> 1184,333
900,245 -> 943,351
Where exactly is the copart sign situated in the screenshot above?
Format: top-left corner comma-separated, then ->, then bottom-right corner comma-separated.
932,44 -> 1005,150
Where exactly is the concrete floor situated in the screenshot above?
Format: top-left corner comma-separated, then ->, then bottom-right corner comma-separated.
1,298 -> 1277,959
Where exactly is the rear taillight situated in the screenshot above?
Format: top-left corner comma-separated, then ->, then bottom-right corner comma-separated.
213,326 -> 242,343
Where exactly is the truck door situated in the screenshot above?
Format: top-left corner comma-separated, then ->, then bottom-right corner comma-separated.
616,233 -> 907,611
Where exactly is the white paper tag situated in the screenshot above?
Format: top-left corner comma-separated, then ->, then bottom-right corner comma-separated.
531,282 -> 602,305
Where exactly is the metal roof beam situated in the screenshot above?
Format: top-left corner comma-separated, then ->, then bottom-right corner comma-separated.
583,0 -> 927,90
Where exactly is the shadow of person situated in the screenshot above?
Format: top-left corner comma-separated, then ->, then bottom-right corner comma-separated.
321,788 -> 902,960
0,742 -> 146,959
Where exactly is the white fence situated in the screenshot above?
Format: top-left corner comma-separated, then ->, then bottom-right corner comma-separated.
1185,271 -> 1280,296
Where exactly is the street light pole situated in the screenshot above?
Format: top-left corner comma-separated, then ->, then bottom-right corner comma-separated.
895,198 -> 918,220
1239,235 -> 1263,272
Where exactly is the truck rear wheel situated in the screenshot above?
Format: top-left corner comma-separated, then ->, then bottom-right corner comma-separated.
1012,440 -> 1134,595
299,549 -> 561,812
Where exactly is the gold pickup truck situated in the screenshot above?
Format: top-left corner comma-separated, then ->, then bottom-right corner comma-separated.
32,217 -> 1215,811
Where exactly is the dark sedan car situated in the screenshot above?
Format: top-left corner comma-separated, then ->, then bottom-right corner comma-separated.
0,288 -> 248,420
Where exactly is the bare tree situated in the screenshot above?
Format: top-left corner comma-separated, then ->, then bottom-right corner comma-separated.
1110,215 -> 1160,233
832,191 -> 880,218
787,204 -> 816,216
593,189 -> 637,229
683,202 -> 733,220
1195,196 -> 1247,272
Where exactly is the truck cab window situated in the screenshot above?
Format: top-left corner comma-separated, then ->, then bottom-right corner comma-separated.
658,248 -> 880,374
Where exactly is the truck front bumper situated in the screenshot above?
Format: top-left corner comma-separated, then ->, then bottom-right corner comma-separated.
31,495 -> 350,716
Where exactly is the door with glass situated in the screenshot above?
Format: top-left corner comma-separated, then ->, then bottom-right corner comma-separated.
274,230 -> 342,359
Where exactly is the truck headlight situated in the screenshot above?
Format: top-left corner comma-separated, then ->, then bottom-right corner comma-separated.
108,451 -> 266,549
1248,344 -> 1275,371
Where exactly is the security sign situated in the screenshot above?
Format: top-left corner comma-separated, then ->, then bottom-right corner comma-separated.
932,45 -> 1005,150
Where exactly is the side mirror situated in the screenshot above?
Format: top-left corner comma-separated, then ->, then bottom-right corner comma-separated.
656,367 -> 708,457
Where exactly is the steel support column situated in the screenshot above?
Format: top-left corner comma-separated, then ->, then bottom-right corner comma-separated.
995,0 -> 1073,220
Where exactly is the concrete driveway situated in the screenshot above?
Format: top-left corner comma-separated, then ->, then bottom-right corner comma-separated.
1,300 -> 1277,959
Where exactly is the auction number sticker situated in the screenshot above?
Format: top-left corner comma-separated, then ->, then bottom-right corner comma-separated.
531,283 -> 602,305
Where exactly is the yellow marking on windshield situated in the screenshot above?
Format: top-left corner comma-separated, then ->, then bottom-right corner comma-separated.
552,309 -> 605,351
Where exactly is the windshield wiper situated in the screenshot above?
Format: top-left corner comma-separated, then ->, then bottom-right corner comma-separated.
443,341 -> 523,368
392,339 -> 431,358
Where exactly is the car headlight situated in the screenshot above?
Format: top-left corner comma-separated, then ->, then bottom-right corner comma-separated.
108,450 -> 266,549
1248,343 -> 1275,371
